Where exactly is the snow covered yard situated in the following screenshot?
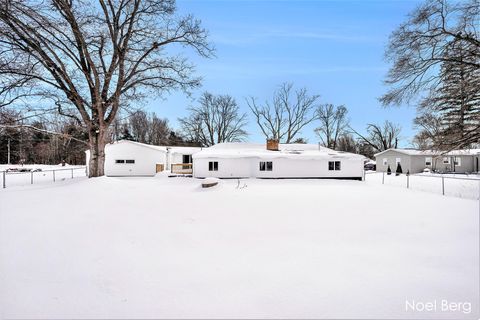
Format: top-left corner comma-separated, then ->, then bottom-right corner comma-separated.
0,176 -> 478,319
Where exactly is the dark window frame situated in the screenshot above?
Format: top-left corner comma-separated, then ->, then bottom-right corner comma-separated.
208,161 -> 218,171
328,161 -> 341,171
182,154 -> 192,164
259,161 -> 273,171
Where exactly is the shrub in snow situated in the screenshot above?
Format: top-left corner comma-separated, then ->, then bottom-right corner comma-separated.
387,165 -> 392,175
396,163 -> 403,176
423,168 -> 431,173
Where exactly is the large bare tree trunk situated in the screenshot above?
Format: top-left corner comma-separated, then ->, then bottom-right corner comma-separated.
0,0 -> 214,177
88,126 -> 107,177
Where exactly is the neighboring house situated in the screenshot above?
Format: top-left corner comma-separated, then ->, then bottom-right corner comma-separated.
85,140 -> 201,177
374,148 -> 480,174
192,141 -> 365,179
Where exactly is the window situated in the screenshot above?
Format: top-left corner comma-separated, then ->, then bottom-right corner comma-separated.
267,161 -> 273,171
443,157 -> 450,164
116,159 -> 134,164
454,157 -> 461,166
208,161 -> 218,171
383,158 -> 388,166
259,161 -> 273,171
182,154 -> 192,164
425,157 -> 432,166
328,161 -> 341,171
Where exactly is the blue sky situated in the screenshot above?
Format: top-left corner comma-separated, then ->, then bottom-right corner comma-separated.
146,0 -> 421,146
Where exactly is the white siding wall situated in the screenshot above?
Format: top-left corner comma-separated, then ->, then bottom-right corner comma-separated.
105,143 -> 166,176
193,157 -> 363,179
193,158 -> 254,178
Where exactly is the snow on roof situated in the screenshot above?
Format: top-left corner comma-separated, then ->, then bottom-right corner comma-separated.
374,148 -> 480,157
166,146 -> 202,154
105,140 -> 168,152
193,142 -> 365,160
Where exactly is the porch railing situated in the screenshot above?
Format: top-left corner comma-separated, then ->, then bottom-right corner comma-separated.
171,163 -> 193,175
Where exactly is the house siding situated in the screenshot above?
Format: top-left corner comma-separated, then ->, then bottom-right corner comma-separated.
375,150 -> 412,173
193,157 -> 363,179
375,150 -> 477,174
104,142 -> 167,176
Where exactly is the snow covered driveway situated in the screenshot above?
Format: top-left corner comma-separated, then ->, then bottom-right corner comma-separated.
0,177 -> 478,319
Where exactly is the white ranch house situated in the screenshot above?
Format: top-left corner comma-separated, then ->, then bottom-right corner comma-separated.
192,142 -> 365,180
85,140 -> 366,179
374,148 -> 480,174
85,140 -> 201,177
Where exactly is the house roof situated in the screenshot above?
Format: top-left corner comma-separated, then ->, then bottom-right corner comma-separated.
106,140 -> 168,152
193,142 -> 366,160
166,146 -> 202,154
374,148 -> 480,158
84,140 -> 168,154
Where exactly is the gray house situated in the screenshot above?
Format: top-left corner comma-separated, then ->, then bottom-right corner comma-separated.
374,148 -> 480,174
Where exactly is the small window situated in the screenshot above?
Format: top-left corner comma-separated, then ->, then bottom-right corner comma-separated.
266,162 -> 273,171
259,162 -> 265,171
125,160 -> 135,164
425,157 -> 432,166
443,157 -> 450,164
182,154 -> 192,164
208,161 -> 218,171
328,161 -> 341,171
259,161 -> 273,171
115,159 -> 125,164
335,161 -> 341,170
383,158 -> 388,166
454,157 -> 461,166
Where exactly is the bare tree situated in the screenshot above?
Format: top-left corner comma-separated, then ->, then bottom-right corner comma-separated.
179,92 -> 248,146
148,114 -> 171,145
129,111 -> 149,143
247,83 -> 319,143
382,0 -> 480,106
350,121 -> 402,152
0,0 -> 213,176
336,134 -> 357,153
412,111 -> 444,149
314,104 -> 349,149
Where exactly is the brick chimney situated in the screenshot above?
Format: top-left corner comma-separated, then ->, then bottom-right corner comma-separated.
266,139 -> 279,151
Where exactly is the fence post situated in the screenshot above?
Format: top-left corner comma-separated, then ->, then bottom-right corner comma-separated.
71,168 -> 74,179
2,171 -> 5,188
407,174 -> 409,189
31,171 -> 33,184
442,176 -> 445,196
85,166 -> 88,177
53,170 -> 56,182
382,172 -> 385,185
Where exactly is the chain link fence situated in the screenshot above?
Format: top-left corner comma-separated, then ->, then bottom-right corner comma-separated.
1,166 -> 87,188
365,171 -> 480,200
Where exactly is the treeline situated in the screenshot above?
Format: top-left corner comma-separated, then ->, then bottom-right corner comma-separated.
0,109 -> 198,165
0,109 -> 87,165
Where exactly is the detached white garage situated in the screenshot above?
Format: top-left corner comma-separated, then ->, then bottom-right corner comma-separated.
86,140 -> 167,177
